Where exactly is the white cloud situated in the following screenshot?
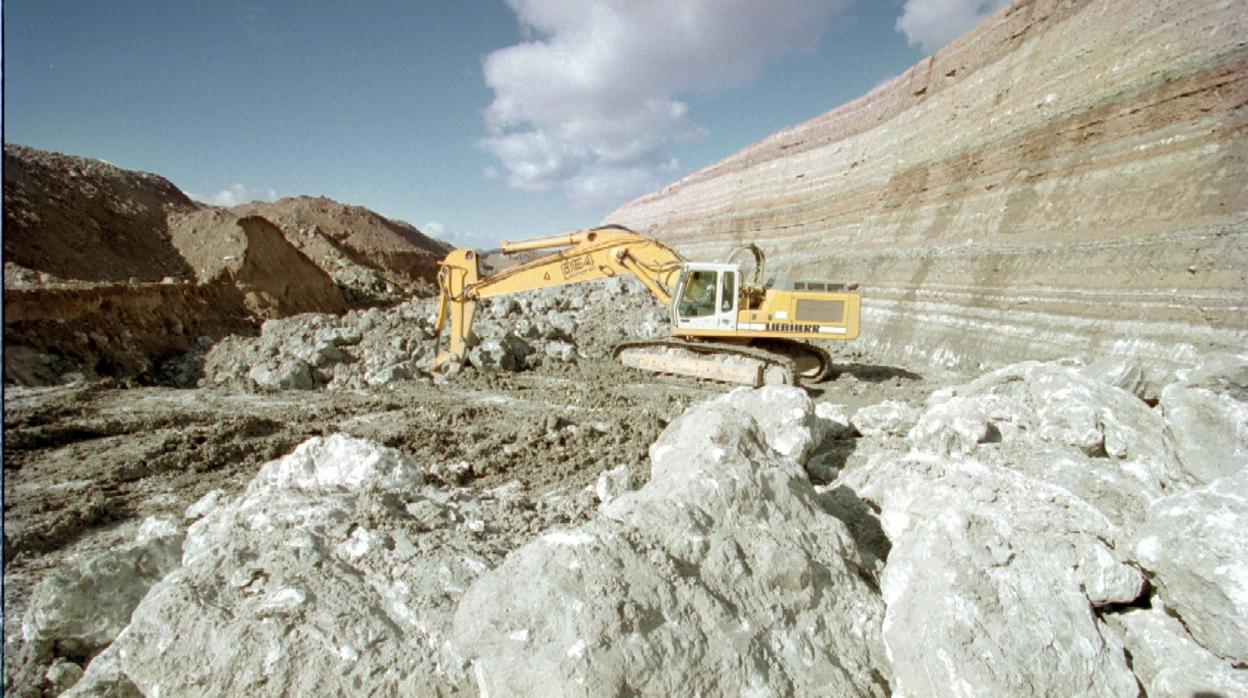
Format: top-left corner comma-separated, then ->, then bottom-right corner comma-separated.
895,0 -> 1011,54
187,182 -> 279,207
481,0 -> 844,208
424,221 -> 497,250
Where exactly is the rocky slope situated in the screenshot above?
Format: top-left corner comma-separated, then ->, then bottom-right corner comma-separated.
607,0 -> 1248,381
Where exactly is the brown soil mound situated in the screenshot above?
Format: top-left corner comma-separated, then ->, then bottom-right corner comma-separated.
3,144 -> 197,283
234,196 -> 450,302
168,209 -> 347,317
3,145 -> 350,386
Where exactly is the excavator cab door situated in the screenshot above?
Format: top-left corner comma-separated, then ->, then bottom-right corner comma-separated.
674,263 -> 738,332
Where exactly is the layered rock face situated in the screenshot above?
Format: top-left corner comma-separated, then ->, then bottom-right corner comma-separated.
607,0 -> 1248,378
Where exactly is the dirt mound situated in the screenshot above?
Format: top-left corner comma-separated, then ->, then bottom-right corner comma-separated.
3,144 -> 197,283
167,209 -> 346,317
3,146 -> 351,386
234,196 -> 450,305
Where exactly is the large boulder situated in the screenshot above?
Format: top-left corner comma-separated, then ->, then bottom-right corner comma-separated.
1134,469 -> 1248,664
1159,384 -> 1248,485
248,358 -> 315,390
672,385 -> 824,463
451,386 -> 890,696
904,361 -> 1182,528
840,361 -> 1185,697
850,400 -> 920,438
71,435 -> 509,695
468,333 -> 532,372
858,455 -> 1140,697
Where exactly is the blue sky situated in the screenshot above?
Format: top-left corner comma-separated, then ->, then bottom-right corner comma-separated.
4,1 -> 1006,247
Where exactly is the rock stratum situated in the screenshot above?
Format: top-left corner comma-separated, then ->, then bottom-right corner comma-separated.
607,0 -> 1248,380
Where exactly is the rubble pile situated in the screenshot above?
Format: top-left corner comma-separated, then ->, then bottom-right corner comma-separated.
201,277 -> 667,390
19,355 -> 1248,696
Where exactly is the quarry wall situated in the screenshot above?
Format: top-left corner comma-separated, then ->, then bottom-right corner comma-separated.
607,0 -> 1248,377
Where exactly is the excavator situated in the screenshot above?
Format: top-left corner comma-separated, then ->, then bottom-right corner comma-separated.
432,225 -> 860,386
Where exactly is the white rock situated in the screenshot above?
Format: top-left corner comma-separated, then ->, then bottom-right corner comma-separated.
61,638 -> 141,697
1107,605 -> 1248,697
468,334 -> 531,372
907,395 -> 999,456
593,465 -> 636,505
859,456 -> 1140,697
837,361 -> 1191,697
908,361 -> 1181,529
1159,384 -> 1248,485
692,385 -> 822,463
544,341 -> 577,363
45,658 -> 85,694
852,400 -> 920,438
22,517 -> 185,657
244,434 -> 423,494
452,389 -> 889,696
541,312 -> 577,340
364,362 -> 413,386
490,297 -> 518,318
1134,469 -> 1248,664
1081,357 -> 1155,402
248,359 -> 315,390
185,490 -> 224,521
76,436 -> 494,695
814,401 -> 854,440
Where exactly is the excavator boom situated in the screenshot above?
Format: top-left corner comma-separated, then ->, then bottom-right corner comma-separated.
432,224 -> 860,386
433,226 -> 684,368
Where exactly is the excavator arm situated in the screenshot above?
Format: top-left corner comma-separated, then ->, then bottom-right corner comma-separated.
433,225 -> 684,369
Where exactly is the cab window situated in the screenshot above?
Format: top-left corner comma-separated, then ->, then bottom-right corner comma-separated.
679,270 -> 717,317
721,271 -> 736,312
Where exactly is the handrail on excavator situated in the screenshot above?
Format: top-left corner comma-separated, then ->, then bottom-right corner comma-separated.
500,230 -> 596,254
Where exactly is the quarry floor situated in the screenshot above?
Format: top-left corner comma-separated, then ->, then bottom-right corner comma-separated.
2,350 -> 946,681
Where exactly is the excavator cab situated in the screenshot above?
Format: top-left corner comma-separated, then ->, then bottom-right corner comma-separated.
673,263 -> 738,332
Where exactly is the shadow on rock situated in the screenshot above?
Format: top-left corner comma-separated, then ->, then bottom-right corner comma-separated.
819,484 -> 892,585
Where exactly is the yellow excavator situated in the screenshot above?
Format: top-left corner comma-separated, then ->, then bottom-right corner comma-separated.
432,225 -> 860,386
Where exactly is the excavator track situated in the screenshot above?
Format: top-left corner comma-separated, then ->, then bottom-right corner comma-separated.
750,338 -> 835,383
611,338 -> 832,387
